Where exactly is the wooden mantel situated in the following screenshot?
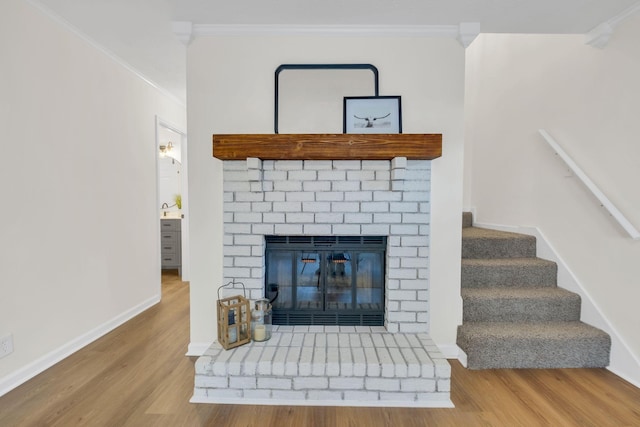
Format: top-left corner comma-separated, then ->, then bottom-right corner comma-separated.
212,134 -> 442,161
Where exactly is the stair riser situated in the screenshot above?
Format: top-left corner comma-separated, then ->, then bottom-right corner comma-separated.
458,334 -> 611,369
462,239 -> 536,259
462,264 -> 557,288
462,298 -> 581,322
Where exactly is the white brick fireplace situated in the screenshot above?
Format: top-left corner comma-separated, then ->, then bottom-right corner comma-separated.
193,135 -> 451,408
222,157 -> 431,333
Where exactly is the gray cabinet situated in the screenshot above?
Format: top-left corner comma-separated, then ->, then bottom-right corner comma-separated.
161,219 -> 181,274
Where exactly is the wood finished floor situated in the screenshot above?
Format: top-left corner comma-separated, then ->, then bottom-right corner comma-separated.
1,270 -> 639,426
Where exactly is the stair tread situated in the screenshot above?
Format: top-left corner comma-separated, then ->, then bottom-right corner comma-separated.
462,227 -> 536,241
462,227 -> 536,259
457,321 -> 611,369
462,287 -> 578,300
462,287 -> 581,323
458,321 -> 609,340
462,257 -> 555,267
462,256 -> 558,288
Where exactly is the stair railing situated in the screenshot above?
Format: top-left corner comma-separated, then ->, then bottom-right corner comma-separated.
539,129 -> 640,240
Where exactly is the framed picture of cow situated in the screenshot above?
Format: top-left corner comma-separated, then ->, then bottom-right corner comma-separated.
343,96 -> 402,134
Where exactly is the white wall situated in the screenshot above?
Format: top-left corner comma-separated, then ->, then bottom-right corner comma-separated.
0,0 -> 186,393
464,15 -> 640,383
187,35 -> 465,355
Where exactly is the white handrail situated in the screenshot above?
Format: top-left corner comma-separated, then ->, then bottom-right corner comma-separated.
539,129 -> 640,240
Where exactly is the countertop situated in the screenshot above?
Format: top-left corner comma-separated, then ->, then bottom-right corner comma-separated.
161,212 -> 182,219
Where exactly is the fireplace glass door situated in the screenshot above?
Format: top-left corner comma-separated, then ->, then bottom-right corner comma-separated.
265,236 -> 385,325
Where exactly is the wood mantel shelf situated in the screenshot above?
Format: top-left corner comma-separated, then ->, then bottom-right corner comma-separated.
212,134 -> 442,161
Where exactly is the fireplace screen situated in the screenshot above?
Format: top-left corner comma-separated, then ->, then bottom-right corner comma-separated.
265,236 -> 386,325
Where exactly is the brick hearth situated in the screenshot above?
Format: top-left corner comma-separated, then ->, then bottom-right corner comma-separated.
192,326 -> 452,407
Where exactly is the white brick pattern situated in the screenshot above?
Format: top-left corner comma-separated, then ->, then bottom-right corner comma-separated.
222,159 -> 431,331
194,326 -> 450,407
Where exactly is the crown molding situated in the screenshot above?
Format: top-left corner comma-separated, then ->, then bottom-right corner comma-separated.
585,22 -> 614,49
606,0 -> 640,27
457,22 -> 481,48
171,21 -> 194,46
180,22 -> 482,48
191,23 -> 461,39
585,1 -> 640,48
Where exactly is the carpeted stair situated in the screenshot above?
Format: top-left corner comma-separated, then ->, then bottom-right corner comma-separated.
457,212 -> 611,369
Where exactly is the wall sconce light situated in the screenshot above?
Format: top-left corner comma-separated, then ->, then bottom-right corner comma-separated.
159,141 -> 174,157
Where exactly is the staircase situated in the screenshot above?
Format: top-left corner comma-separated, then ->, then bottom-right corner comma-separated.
457,212 -> 611,369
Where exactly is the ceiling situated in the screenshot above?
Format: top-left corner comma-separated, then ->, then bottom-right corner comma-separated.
31,0 -> 639,103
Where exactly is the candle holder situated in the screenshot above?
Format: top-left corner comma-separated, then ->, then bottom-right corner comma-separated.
251,298 -> 272,342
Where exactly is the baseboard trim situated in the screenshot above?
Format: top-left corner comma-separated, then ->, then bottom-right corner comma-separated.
437,343 -> 461,359
607,365 -> 640,389
0,294 -> 160,397
186,342 -> 212,356
438,343 -> 468,367
457,348 -> 468,368
474,220 -> 640,387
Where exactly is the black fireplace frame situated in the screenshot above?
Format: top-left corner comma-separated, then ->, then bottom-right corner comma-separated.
265,235 -> 386,326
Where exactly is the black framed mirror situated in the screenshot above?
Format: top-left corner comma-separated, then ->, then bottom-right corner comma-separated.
274,64 -> 379,134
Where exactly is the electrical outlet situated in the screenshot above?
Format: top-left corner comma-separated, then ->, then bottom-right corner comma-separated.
0,334 -> 14,358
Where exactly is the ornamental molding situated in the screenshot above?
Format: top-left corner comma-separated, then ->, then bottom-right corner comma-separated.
585,1 -> 640,49
457,22 -> 481,48
173,22 -> 481,48
171,21 -> 194,46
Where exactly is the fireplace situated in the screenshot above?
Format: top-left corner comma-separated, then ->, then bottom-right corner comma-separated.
264,235 -> 386,325
196,135 -> 450,408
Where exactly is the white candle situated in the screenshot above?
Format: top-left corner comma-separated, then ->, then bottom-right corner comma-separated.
228,327 -> 237,344
254,324 -> 266,341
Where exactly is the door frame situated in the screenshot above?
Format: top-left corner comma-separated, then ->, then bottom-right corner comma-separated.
155,116 -> 190,282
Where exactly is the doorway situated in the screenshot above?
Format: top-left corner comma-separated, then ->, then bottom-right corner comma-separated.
156,117 -> 189,282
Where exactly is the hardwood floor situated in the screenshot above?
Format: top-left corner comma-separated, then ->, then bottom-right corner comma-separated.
1,270 -> 639,426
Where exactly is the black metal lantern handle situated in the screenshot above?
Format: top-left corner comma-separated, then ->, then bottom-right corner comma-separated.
218,281 -> 247,300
